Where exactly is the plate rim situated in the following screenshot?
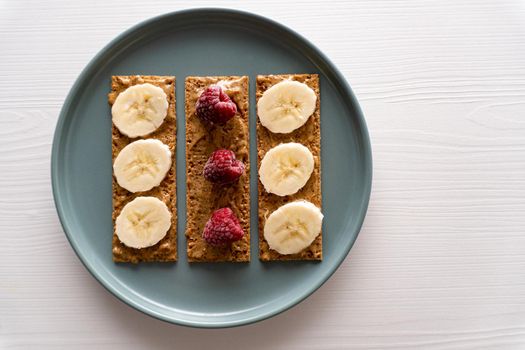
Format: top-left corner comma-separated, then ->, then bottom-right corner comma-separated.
51,7 -> 373,328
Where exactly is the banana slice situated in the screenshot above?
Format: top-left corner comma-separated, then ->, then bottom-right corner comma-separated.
257,80 -> 316,134
112,83 -> 169,138
264,200 -> 323,255
259,142 -> 314,196
115,196 -> 171,249
113,139 -> 172,193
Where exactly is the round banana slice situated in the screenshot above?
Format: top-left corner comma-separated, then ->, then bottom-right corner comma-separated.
257,80 -> 316,134
259,142 -> 314,196
264,200 -> 323,255
112,83 -> 169,138
113,139 -> 172,193
115,196 -> 171,249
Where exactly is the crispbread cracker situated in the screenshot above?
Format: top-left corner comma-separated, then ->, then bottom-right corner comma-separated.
185,76 -> 250,262
257,74 -> 322,261
109,75 -> 177,263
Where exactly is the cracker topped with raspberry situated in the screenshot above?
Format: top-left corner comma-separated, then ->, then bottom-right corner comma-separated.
185,76 -> 250,262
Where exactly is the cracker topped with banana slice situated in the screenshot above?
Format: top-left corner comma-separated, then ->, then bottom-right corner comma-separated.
108,75 -> 177,263
256,74 -> 323,261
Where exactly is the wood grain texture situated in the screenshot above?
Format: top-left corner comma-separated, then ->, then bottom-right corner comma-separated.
1,0 -> 525,349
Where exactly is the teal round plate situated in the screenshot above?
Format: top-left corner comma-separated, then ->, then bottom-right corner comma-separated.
51,8 -> 372,328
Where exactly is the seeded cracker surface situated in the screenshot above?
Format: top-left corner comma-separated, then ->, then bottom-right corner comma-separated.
257,74 -> 322,261
185,76 -> 250,262
109,76 -> 177,263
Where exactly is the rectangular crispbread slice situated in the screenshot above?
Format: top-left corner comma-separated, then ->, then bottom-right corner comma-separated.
185,76 -> 250,262
257,74 -> 322,261
109,75 -> 177,263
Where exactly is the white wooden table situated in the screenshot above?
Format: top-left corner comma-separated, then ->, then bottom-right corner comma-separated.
2,1 -> 525,349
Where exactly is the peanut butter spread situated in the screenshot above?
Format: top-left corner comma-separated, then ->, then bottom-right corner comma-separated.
257,74 -> 322,261
109,75 -> 177,263
185,76 -> 250,262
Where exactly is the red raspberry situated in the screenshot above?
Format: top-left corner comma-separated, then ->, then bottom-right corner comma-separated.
203,208 -> 244,245
203,149 -> 245,184
195,85 -> 237,124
